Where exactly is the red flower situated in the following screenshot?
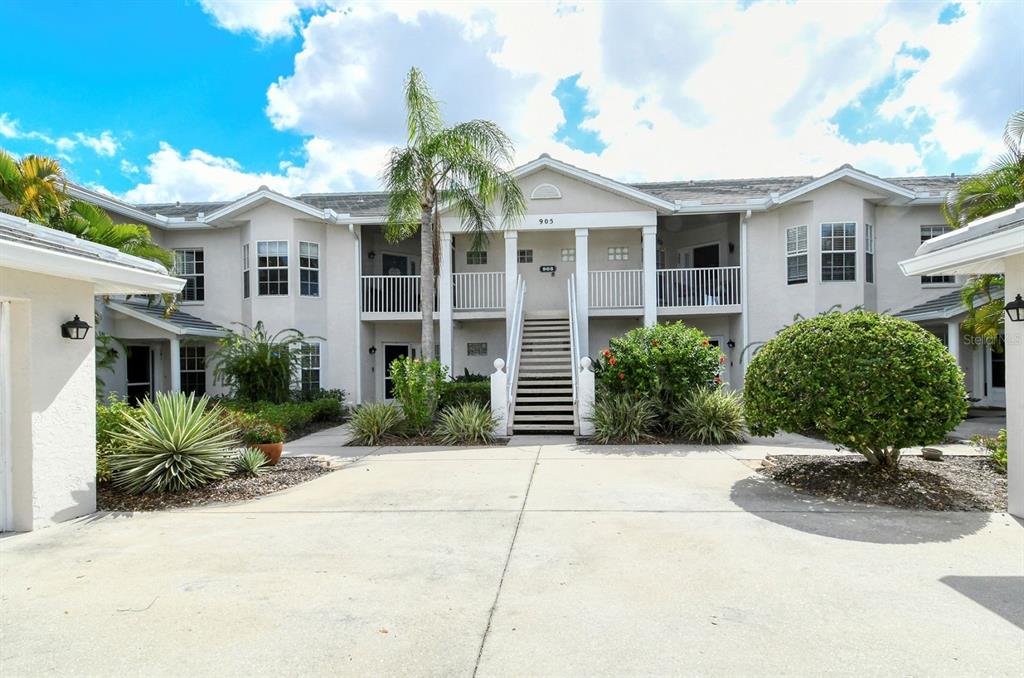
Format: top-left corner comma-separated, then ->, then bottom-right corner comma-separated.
602,349 -> 611,358
719,355 -> 726,364
618,372 -> 625,380
651,339 -> 658,346
714,375 -> 722,384
609,357 -> 617,366
702,338 -> 709,346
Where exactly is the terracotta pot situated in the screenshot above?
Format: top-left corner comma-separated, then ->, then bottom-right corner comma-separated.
253,442 -> 284,466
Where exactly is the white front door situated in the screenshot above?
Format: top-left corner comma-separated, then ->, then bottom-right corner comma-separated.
985,337 -> 1007,408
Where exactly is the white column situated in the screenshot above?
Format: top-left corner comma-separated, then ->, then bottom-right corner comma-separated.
739,212 -> 750,384
1004,253 -> 1023,518
439,232 -> 454,372
642,225 -> 657,327
169,337 -> 181,392
504,230 -> 518,327
575,228 -> 590,357
947,320 -> 960,366
577,357 -> 595,436
490,358 -> 508,435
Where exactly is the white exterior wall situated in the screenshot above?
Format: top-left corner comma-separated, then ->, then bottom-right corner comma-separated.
1004,253 -> 1023,518
454,320 -> 507,377
517,230 -> 576,313
1,269 -> 96,530
874,204 -> 959,313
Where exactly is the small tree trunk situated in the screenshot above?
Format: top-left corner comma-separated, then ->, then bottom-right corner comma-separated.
419,203 -> 435,360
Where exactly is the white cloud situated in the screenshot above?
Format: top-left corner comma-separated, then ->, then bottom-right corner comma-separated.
120,159 -> 140,175
122,0 -> 1019,201
1,113 -> 122,159
75,131 -> 119,157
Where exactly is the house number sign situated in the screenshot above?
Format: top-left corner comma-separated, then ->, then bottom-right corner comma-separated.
540,265 -> 557,276
538,217 -> 555,225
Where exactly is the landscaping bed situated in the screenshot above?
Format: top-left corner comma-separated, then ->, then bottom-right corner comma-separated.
759,454 -> 1007,511
346,434 -> 509,447
98,457 -> 334,512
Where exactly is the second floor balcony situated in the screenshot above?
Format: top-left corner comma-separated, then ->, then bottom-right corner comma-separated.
361,271 -> 506,319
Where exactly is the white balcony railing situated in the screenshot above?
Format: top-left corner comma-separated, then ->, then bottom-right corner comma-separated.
657,266 -> 741,307
453,271 -> 505,311
589,269 -> 643,309
361,275 -> 435,314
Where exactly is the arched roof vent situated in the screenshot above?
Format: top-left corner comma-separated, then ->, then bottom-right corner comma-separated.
530,183 -> 562,200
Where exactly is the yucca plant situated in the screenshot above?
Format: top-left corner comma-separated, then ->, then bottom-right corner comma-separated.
236,447 -> 269,477
588,393 -> 657,444
348,402 -> 404,445
670,386 -> 746,445
109,392 -> 240,494
434,402 -> 498,445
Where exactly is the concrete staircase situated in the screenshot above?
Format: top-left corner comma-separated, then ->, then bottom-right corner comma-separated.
511,317 -> 575,434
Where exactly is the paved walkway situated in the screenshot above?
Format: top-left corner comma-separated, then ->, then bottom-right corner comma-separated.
2,439 -> 1021,677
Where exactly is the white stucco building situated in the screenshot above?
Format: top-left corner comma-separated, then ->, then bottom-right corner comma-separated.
0,212 -> 182,531
76,155 -> 1000,432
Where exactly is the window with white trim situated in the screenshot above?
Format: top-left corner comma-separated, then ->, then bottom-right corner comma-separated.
920,225 -> 955,284
785,225 -> 808,285
865,223 -> 875,284
299,241 -> 320,297
608,246 -> 629,261
242,243 -> 250,298
560,248 -> 575,262
820,222 -> 856,282
174,249 -> 205,301
179,345 -> 206,396
517,249 -> 533,263
257,240 -> 289,296
299,342 -> 321,393
466,250 -> 487,265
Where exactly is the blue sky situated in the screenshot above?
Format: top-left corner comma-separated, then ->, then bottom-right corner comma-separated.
0,1 -> 1019,202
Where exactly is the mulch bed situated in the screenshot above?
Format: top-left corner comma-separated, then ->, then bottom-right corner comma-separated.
759,454 -> 1007,511
97,457 -> 335,512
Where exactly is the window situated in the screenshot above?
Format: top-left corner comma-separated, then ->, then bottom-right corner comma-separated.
242,244 -> 250,298
299,342 -> 321,394
921,225 -> 955,284
257,240 -> 289,295
820,222 -> 856,282
865,223 -> 875,284
608,246 -> 629,261
560,248 -> 575,262
785,225 -> 808,285
467,342 -> 488,356
299,241 -> 320,297
174,249 -> 205,302
517,249 -> 533,263
466,250 -> 487,265
179,345 -> 206,396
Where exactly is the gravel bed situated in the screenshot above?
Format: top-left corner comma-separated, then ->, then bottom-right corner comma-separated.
759,454 -> 1006,511
98,457 -> 335,512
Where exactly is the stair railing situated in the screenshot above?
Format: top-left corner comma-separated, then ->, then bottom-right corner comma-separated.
505,275 -> 526,426
568,274 -> 581,433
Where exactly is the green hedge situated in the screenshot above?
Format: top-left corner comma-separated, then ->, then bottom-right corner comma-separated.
439,380 -> 490,410
219,396 -> 346,436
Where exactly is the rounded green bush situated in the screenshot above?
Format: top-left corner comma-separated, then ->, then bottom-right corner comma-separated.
597,321 -> 724,404
743,311 -> 968,468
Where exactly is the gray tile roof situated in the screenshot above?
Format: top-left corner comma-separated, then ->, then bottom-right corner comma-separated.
129,172 -> 967,219
893,287 -> 1003,322
0,214 -> 168,274
115,298 -> 227,336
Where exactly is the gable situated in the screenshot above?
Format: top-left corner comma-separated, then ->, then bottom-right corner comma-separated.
518,167 -> 656,214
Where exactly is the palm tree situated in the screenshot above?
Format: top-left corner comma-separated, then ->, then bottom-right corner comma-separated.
944,109 -> 1024,341
0,149 -> 66,222
56,200 -> 174,269
382,67 -> 526,358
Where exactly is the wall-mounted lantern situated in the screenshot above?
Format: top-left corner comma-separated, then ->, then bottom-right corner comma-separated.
61,315 -> 92,340
726,339 -> 736,349
368,345 -> 377,355
367,250 -> 376,260
1004,294 -> 1024,323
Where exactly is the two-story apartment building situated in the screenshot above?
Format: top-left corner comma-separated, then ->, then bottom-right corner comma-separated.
82,155 -> 1003,430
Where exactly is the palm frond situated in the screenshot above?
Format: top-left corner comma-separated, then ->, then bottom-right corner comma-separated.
404,67 -> 442,144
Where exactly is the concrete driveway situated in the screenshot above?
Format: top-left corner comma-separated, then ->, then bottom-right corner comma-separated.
2,439 -> 1022,677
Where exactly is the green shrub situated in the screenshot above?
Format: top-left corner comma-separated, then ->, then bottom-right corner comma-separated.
109,392 -> 240,494
596,321 -> 723,406
973,429 -> 1007,473
744,310 -> 968,469
235,447 -> 269,477
349,402 -> 404,445
434,402 -> 499,445
219,397 -> 344,435
670,386 -> 745,444
293,388 -> 349,417
439,379 -> 490,411
390,357 -> 448,433
96,394 -> 133,483
226,412 -> 286,445
588,394 -> 658,444
213,321 -> 311,403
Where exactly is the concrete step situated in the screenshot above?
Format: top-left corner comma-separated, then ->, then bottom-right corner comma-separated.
513,424 -> 575,433
512,413 -> 575,422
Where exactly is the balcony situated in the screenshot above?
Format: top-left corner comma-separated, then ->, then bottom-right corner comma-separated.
587,266 -> 741,315
361,272 -> 506,319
